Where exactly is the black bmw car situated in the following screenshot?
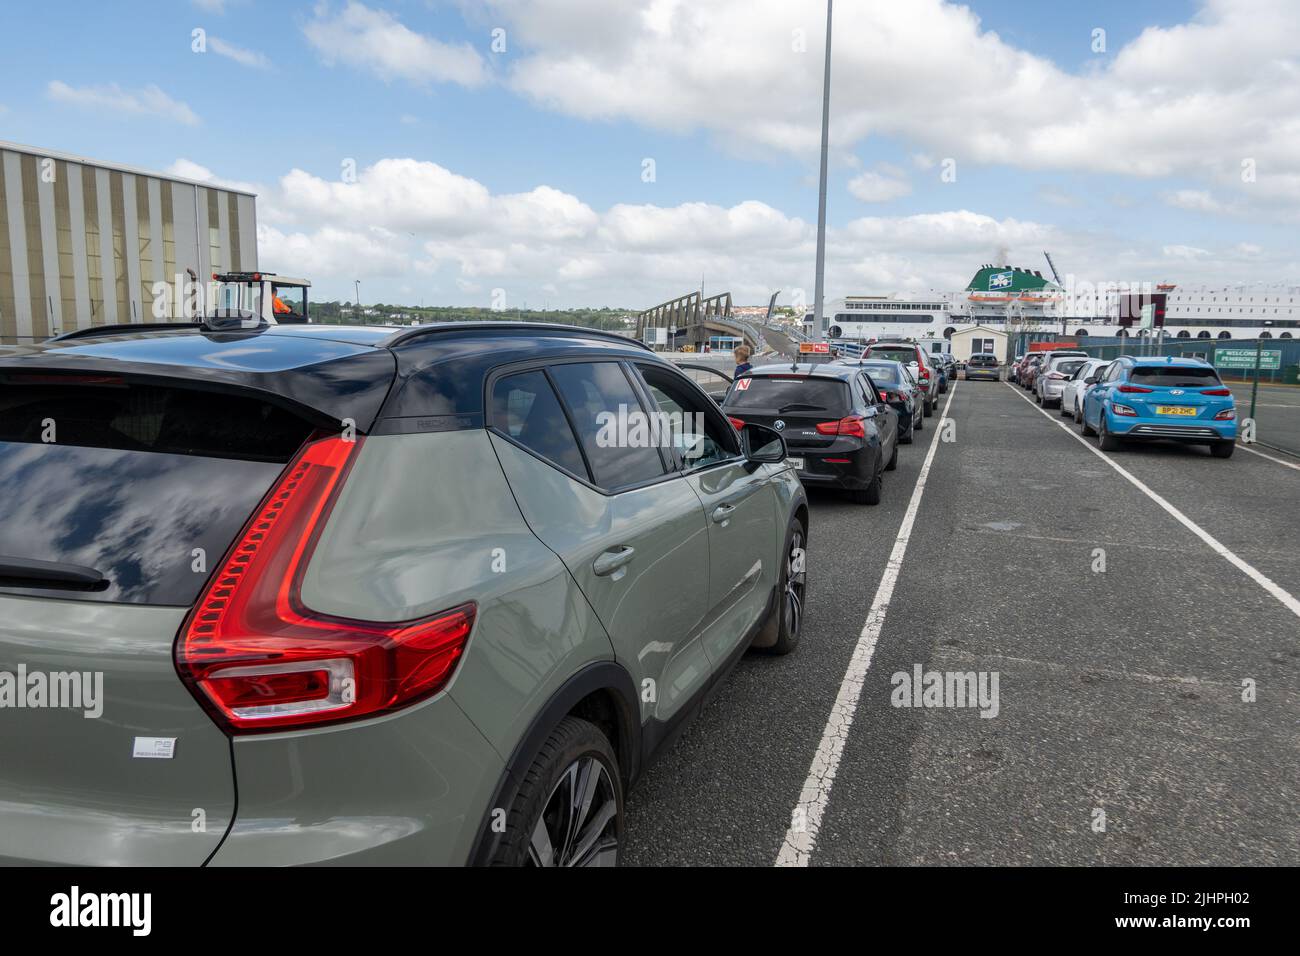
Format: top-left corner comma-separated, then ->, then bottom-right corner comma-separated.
723,362 -> 899,505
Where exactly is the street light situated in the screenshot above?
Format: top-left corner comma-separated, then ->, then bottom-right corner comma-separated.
354,280 -> 362,320
810,0 -> 833,344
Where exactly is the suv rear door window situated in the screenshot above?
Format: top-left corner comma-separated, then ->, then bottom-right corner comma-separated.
490,370 -> 589,479
549,362 -> 668,490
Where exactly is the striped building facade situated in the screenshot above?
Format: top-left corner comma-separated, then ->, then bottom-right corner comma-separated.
0,141 -> 257,344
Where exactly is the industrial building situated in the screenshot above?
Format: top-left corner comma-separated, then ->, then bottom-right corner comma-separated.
0,140 -> 257,344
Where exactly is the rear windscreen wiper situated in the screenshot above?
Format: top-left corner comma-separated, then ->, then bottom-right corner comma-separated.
0,556 -> 108,592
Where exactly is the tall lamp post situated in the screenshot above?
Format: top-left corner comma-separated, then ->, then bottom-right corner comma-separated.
810,0 -> 833,344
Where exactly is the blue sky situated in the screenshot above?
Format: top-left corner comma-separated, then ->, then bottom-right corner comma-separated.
0,0 -> 1294,307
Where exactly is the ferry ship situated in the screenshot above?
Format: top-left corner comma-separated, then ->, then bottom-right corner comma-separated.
805,265 -> 1300,344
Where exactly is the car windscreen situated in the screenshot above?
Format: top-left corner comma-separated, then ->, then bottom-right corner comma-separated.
726,375 -> 850,412
1129,366 -> 1222,387
0,380 -> 317,606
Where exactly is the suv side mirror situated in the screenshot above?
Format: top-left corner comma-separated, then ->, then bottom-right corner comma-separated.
740,422 -> 787,466
1084,375 -> 1099,385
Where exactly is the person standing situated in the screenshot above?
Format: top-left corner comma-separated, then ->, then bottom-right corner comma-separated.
733,344 -> 753,378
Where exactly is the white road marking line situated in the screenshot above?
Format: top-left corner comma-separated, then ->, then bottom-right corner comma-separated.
1004,382 -> 1300,621
775,382 -> 957,867
1239,443 -> 1300,472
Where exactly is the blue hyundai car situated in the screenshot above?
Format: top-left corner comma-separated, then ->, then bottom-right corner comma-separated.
1079,355 -> 1237,458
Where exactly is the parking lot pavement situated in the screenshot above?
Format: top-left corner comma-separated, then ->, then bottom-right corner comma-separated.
1227,381 -> 1300,456
623,378 -> 1299,866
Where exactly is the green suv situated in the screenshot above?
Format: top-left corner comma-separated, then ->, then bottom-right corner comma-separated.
0,321 -> 809,866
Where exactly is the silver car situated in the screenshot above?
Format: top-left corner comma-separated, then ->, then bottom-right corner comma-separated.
1035,355 -> 1091,408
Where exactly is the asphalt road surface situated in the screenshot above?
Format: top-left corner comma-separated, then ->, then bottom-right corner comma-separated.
622,376 -> 1300,866
1227,381 -> 1300,456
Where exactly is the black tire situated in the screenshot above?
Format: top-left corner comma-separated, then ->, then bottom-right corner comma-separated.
1098,415 -> 1121,451
1035,390 -> 1042,405
851,462 -> 883,505
914,409 -> 924,431
1210,440 -> 1236,459
759,515 -> 807,655
885,439 -> 899,471
1074,401 -> 1082,424
923,399 -> 934,418
1080,406 -> 1095,437
488,716 -> 623,867
899,421 -> 914,444
1059,400 -> 1072,417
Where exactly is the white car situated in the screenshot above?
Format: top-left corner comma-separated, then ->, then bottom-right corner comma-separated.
1060,358 -> 1110,421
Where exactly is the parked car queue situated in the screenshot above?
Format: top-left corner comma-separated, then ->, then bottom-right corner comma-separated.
969,348 -> 1239,459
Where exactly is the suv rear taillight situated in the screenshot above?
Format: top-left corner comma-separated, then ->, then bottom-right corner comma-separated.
815,415 -> 867,439
1117,384 -> 1153,393
175,434 -> 476,733
1201,388 -> 1231,396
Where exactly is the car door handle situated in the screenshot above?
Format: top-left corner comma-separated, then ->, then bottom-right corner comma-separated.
592,546 -> 636,577
711,504 -> 737,524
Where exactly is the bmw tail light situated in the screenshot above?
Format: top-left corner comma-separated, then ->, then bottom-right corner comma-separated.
175,434 -> 476,733
727,416 -> 745,430
815,415 -> 867,439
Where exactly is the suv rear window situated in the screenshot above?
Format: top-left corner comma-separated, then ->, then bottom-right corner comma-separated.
867,347 -> 919,365
0,379 -> 317,606
970,355 -> 997,366
1129,366 -> 1222,387
726,375 -> 850,412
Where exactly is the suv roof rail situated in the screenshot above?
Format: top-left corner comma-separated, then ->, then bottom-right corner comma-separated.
47,318 -> 270,343
380,321 -> 652,351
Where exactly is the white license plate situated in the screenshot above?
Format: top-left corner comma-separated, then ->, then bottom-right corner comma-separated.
786,457 -> 805,471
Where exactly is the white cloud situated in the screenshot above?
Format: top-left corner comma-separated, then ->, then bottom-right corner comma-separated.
209,36 -> 270,70
304,1 -> 489,89
178,148 -> 1297,308
478,0 -> 1300,208
1163,244 -> 1212,259
1164,189 -> 1232,215
848,166 -> 912,203
47,81 -> 199,125
194,154 -> 1105,306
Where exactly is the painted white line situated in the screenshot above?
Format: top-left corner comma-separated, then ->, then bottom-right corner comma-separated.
1239,443 -> 1300,473
1004,382 -> 1300,621
775,382 -> 957,867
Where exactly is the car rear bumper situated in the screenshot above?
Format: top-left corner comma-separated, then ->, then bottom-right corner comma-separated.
1108,414 -> 1237,442
966,369 -> 1000,380
790,448 -> 875,489
207,693 -> 504,866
